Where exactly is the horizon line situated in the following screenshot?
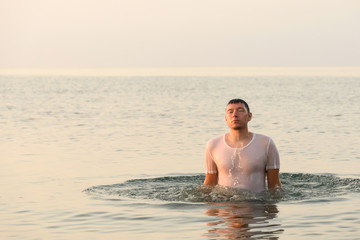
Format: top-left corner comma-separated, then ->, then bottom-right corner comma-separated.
1,66 -> 360,77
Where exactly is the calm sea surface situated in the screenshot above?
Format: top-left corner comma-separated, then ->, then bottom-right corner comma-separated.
1,69 -> 360,239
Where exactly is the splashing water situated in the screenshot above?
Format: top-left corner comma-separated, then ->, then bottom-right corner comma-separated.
84,173 -> 360,203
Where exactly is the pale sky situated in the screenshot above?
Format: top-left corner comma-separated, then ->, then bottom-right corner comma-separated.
1,0 -> 359,68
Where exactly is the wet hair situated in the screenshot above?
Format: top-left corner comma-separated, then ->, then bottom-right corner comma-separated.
227,98 -> 250,113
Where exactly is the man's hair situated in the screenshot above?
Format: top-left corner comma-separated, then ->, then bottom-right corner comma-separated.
227,98 -> 250,113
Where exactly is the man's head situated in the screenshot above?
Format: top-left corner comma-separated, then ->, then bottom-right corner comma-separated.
225,99 -> 252,130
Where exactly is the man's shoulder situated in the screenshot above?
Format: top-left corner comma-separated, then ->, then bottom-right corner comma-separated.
209,135 -> 223,141
253,133 -> 273,144
254,133 -> 271,140
207,135 -> 224,147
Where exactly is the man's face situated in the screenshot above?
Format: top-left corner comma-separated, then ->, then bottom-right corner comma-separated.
225,103 -> 252,129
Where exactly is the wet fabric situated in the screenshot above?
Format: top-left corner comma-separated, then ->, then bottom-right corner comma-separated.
205,133 -> 280,192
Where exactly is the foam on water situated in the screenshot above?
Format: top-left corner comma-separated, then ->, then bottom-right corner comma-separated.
84,173 -> 360,203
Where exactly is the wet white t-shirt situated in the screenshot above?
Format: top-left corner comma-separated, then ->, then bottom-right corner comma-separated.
205,133 -> 280,192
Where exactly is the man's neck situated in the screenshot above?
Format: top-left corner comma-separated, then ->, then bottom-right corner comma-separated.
226,129 -> 253,148
228,128 -> 250,140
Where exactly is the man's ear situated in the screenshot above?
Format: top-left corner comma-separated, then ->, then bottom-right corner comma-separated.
248,112 -> 252,122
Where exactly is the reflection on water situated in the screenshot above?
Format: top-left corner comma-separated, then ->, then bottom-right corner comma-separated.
84,173 -> 360,239
203,201 -> 283,239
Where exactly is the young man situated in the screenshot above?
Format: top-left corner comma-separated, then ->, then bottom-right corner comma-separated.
203,99 -> 281,192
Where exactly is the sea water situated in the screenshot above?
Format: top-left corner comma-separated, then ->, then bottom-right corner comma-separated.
1,69 -> 360,239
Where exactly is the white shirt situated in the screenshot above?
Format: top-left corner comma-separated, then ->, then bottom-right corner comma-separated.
205,133 -> 280,192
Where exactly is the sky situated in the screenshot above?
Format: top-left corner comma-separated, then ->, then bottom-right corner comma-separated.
1,0 -> 360,68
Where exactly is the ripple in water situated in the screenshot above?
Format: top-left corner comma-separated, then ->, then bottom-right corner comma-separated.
84,173 -> 360,203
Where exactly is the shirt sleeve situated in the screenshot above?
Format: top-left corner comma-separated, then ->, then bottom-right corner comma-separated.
205,141 -> 218,174
266,138 -> 280,170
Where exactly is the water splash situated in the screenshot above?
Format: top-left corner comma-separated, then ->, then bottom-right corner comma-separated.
84,173 -> 360,203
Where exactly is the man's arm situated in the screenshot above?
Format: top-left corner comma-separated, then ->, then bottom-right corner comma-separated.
267,169 -> 281,190
203,173 -> 218,186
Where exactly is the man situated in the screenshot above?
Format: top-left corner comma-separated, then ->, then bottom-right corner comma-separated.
203,99 -> 281,192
